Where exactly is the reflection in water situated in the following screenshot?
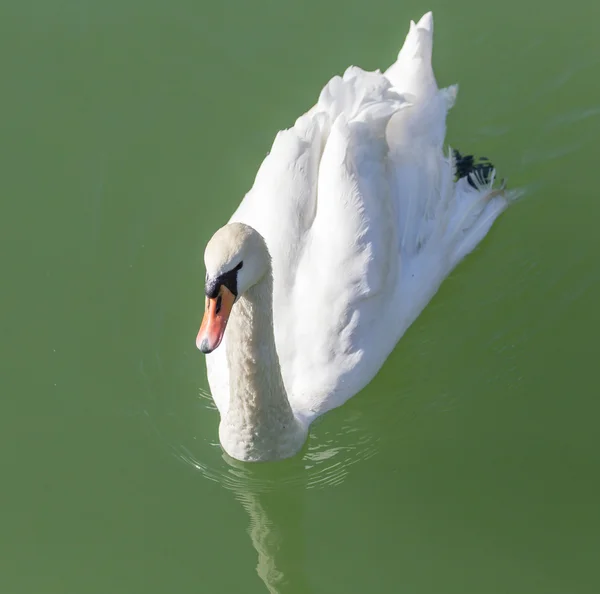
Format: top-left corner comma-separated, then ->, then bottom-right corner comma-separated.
179,438 -> 312,592
171,389 -> 380,593
141,327 -> 381,593
227,456 -> 310,593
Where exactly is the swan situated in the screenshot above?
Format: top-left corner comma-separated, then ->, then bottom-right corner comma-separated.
196,12 -> 517,462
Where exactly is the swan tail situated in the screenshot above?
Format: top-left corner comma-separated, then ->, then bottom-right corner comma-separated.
399,12 -> 434,64
384,11 -> 438,99
444,149 -> 521,268
453,149 -> 496,190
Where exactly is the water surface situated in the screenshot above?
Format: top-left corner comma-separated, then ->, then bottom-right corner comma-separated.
2,0 -> 600,592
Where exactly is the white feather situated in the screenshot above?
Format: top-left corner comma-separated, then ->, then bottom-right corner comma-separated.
203,12 -> 518,456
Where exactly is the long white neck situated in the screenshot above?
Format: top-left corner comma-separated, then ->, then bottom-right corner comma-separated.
220,271 -> 307,462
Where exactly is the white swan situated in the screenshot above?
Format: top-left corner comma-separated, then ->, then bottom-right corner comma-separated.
196,12 -> 517,462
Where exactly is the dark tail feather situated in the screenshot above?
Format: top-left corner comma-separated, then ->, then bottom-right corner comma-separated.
453,149 -> 495,189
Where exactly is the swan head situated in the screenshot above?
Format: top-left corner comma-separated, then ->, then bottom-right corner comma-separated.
196,223 -> 269,354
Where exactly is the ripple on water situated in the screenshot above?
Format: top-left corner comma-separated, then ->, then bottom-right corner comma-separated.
169,387 -> 381,493
140,320 -> 444,493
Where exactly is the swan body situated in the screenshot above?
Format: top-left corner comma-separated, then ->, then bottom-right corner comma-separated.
197,12 -> 517,461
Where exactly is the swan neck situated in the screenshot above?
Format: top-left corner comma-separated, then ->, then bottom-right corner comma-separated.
221,271 -> 306,461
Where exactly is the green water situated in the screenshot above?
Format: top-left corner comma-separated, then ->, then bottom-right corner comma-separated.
3,0 -> 600,592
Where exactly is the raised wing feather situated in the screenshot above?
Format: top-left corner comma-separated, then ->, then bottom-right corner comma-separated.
281,69 -> 409,417
205,12 -> 515,421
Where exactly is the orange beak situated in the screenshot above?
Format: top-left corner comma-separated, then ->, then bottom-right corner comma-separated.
196,286 -> 235,354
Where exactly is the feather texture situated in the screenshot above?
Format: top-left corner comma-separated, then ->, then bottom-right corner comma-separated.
203,12 -> 517,455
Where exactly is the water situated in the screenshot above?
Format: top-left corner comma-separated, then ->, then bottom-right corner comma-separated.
2,0 -> 600,592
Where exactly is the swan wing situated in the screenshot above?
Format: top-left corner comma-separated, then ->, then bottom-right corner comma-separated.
206,12 -> 516,420
281,68 -> 409,418
205,102 -> 326,414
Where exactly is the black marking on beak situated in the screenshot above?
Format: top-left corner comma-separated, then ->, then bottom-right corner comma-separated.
205,261 -> 244,298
